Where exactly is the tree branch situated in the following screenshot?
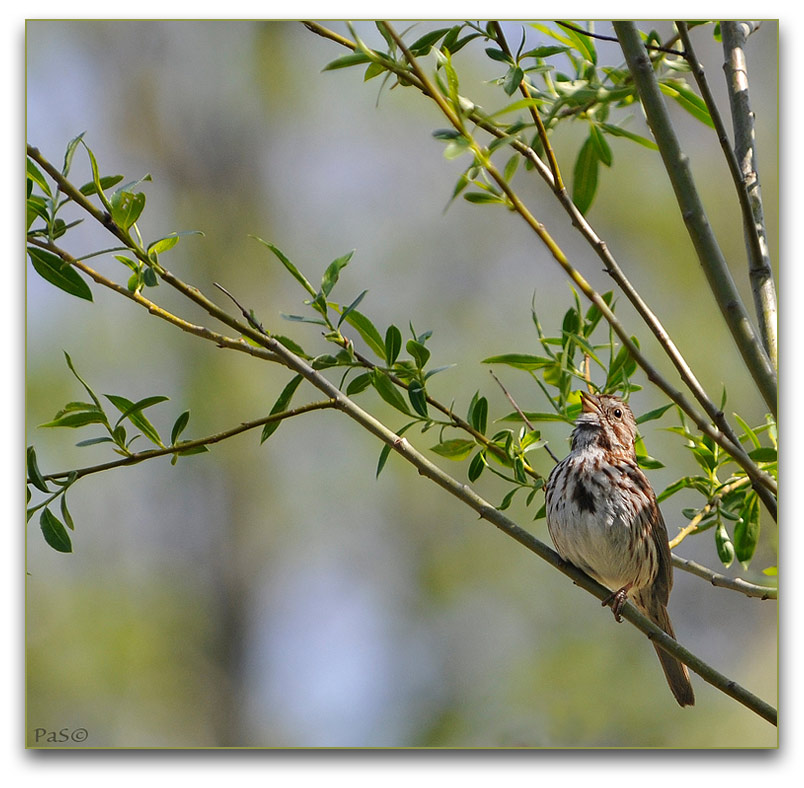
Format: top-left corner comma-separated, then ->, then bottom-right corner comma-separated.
613,22 -> 777,417
30,400 -> 338,483
719,20 -> 777,369
672,554 -> 776,600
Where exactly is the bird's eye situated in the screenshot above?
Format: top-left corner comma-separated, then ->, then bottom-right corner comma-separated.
613,408 -> 623,419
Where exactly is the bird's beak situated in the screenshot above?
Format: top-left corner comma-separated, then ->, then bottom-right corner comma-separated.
580,391 -> 599,414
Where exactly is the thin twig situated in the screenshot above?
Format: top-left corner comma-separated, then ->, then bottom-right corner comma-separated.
31,400 -> 338,483
672,554 -> 776,600
491,21 -> 564,191
26,238 -> 285,366
555,20 -> 686,56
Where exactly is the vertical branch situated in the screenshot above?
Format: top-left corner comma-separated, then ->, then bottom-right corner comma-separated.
613,22 -> 777,417
720,21 -> 777,369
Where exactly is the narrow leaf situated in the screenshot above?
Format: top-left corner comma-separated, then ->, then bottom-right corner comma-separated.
344,310 -> 387,361
734,492 -> 760,567
27,246 -> 93,301
171,410 -> 191,445
251,236 -> 316,297
572,135 -> 599,215
40,508 -> 72,553
26,446 -> 49,493
26,158 -> 51,196
430,438 -> 476,460
371,370 -> 411,415
482,353 -> 553,370
338,289 -> 369,327
261,374 -> 304,442
635,403 -> 673,424
321,250 -> 354,297
105,394 -> 164,447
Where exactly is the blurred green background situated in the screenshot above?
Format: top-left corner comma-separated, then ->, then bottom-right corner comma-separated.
26,21 -> 778,747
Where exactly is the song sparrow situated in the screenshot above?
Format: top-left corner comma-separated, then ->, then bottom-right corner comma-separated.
544,392 -> 695,707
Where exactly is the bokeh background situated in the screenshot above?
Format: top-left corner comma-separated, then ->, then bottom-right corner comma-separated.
26,20 -> 778,748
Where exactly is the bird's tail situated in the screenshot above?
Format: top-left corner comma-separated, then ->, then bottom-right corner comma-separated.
638,598 -> 695,707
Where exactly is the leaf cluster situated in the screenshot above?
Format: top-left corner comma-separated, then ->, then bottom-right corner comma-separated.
26,352 -> 205,553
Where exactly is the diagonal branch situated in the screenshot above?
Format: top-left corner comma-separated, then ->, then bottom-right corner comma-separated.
215,279 -> 777,725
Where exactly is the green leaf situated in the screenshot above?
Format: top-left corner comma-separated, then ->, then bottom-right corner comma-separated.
323,52 -> 373,70
26,446 -> 49,493
251,237 -> 317,297
659,79 -> 714,128
147,233 -> 180,257
485,47 -> 512,64
40,508 -> 72,553
39,408 -> 107,429
597,122 -> 658,150
320,250 -> 354,297
170,410 -> 191,445
463,191 -> 505,205
636,403 -> 673,424
747,447 -> 777,463
734,492 -> 760,567
385,325 -> 402,366
111,395 -> 169,428
81,141 -> 113,212
406,339 -> 431,370
105,394 -> 164,447
338,289 -> 369,328
344,310 -> 387,361
467,394 -> 488,434
63,352 -> 101,408
482,353 -> 553,370
636,455 -> 664,470
27,246 -> 93,302
657,475 -> 711,502
572,135 -> 599,215
733,413 -> 761,449
62,131 -> 86,177
468,451 -> 486,482
79,174 -> 125,196
498,487 -> 518,511
74,436 -> 115,447
430,438 -> 476,461
346,372 -> 373,396
715,521 -> 735,568
502,65 -> 525,96
110,190 -> 146,230
261,375 -> 304,443
26,158 -> 51,196
371,370 -> 411,415
60,494 -> 75,531
407,382 -> 429,418
557,20 -> 597,63
364,61 -> 386,81
589,124 -> 613,167
523,44 -> 570,58
409,27 -> 452,56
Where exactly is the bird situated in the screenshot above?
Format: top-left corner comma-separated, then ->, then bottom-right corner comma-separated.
544,391 -> 695,707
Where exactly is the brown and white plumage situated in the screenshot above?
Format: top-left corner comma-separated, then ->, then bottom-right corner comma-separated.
545,392 -> 694,707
